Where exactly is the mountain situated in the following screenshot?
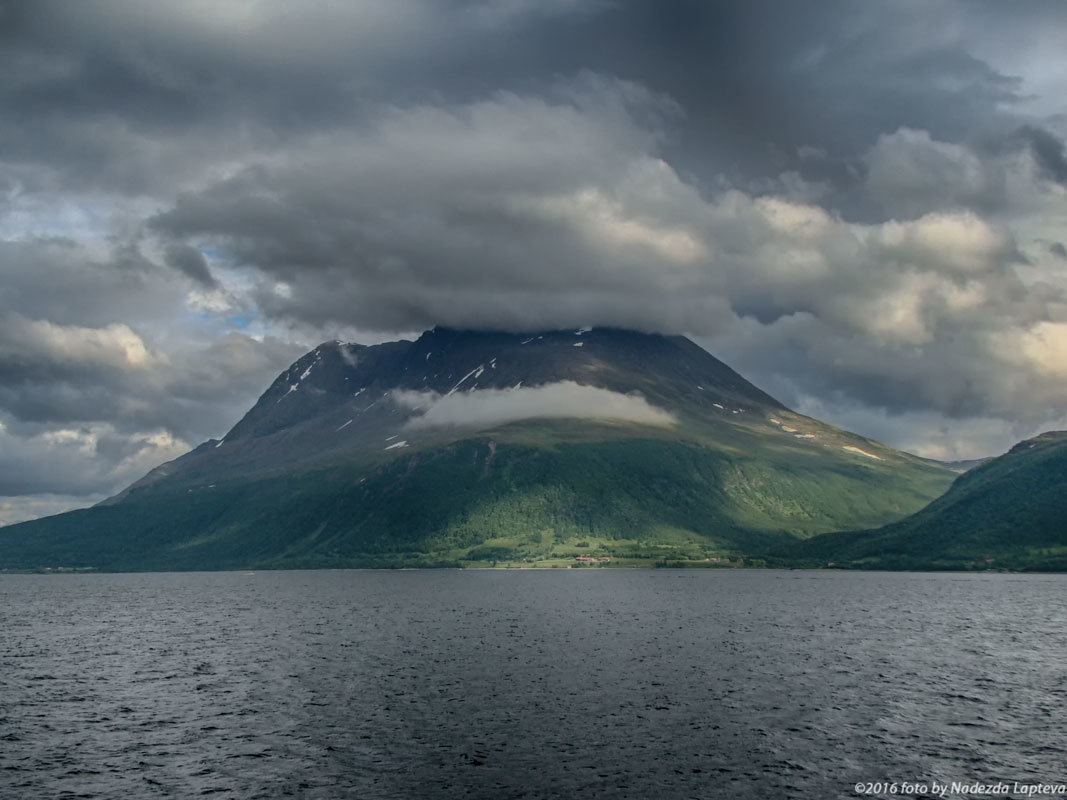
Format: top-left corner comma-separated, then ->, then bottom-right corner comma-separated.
791,431 -> 1067,571
106,326 -> 788,495
0,327 -> 957,571
917,456 -> 991,474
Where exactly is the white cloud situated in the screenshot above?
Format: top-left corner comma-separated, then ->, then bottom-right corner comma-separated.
999,321 -> 1067,382
392,381 -> 676,430
0,313 -> 165,371
186,287 -> 236,314
871,211 -> 1014,276
0,422 -> 190,503
524,185 -> 708,265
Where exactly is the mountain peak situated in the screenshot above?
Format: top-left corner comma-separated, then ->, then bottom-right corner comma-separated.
117,326 -> 793,489
1007,430 -> 1067,455
230,326 -> 787,448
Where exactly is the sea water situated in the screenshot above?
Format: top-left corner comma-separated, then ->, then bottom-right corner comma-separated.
2,569 -> 1064,798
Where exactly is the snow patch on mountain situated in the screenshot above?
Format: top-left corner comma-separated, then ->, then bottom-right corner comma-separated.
842,445 -> 884,460
447,364 -> 485,396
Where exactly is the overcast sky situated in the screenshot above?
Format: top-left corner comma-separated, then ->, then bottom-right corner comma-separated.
3,0 -> 1067,523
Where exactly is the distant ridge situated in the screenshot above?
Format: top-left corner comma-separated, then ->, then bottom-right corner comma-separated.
792,431 -> 1067,571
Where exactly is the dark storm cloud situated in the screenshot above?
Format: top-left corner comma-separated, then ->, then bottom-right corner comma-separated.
523,1 -> 1026,193
0,239 -> 172,333
862,128 -> 1008,219
164,243 -> 217,287
0,1 -> 1034,196
1018,126 -> 1067,185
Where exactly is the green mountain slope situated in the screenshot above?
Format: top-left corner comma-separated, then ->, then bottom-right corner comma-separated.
0,434 -> 955,571
0,328 -> 957,571
790,431 -> 1067,571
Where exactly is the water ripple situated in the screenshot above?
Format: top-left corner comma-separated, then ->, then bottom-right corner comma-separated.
1,570 -> 1064,798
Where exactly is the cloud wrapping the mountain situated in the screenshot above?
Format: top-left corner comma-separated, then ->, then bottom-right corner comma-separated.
392,382 -> 676,430
147,100 -> 1067,428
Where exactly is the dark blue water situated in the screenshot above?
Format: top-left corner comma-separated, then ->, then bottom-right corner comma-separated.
1,570 -> 1064,799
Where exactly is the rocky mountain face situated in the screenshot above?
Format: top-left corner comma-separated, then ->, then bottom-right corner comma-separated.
112,326 -> 788,494
1,328 -> 959,571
